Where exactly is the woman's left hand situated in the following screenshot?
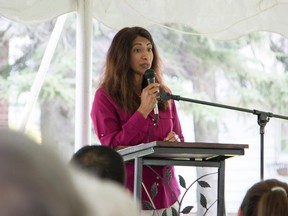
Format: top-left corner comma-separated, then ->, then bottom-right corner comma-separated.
164,131 -> 181,142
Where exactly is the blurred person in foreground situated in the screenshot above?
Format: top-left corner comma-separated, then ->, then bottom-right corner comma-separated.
0,128 -> 141,216
237,178 -> 288,216
0,128 -> 88,216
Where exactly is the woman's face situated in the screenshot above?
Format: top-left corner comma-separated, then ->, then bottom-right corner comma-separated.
130,36 -> 153,78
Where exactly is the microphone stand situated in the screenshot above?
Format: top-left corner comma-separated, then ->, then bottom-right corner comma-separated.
159,93 -> 288,180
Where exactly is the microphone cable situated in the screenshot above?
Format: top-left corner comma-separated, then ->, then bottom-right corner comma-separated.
145,121 -> 157,143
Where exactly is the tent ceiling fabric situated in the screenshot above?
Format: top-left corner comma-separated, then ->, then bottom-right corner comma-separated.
0,0 -> 75,23
1,0 -> 288,40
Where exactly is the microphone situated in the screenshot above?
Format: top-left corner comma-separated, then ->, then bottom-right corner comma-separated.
144,69 -> 159,123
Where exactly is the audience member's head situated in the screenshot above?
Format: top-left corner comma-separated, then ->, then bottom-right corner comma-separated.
0,128 -> 88,216
238,178 -> 288,216
71,145 -> 126,186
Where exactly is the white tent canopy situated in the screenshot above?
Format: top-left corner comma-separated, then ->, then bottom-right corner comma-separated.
1,0 -> 288,149
2,0 -> 288,39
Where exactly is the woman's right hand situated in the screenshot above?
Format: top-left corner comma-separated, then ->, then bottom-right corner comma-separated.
137,83 -> 160,118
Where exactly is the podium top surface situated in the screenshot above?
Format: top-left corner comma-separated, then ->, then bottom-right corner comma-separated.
118,141 -> 249,162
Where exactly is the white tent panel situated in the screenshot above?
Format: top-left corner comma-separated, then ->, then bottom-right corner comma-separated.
1,0 -> 288,39
92,0 -> 288,40
0,0 -> 75,23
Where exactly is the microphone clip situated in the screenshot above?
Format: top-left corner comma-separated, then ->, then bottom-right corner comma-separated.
157,92 -> 180,102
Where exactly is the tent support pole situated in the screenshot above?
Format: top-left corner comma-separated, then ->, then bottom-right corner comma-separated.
75,0 -> 93,150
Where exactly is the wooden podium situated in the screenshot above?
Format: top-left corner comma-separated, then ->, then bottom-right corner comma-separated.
118,141 -> 249,216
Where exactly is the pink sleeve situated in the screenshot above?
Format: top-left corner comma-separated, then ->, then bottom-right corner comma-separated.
171,100 -> 185,142
90,88 -> 151,148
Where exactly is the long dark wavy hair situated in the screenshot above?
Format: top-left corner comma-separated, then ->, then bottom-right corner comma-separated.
239,179 -> 288,216
100,26 -> 170,113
